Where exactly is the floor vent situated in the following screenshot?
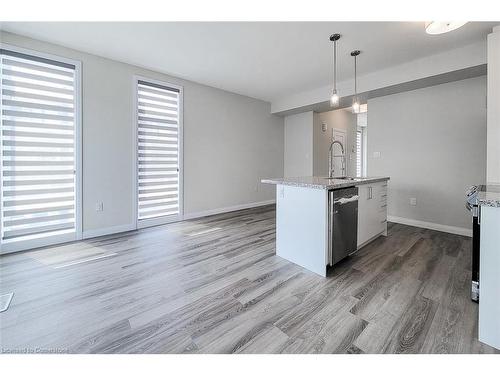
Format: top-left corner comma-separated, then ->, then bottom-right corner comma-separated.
0,292 -> 14,313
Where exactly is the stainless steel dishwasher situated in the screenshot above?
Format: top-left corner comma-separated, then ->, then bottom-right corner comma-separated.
328,186 -> 359,266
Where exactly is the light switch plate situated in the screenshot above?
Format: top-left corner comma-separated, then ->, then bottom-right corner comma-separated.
95,202 -> 104,211
373,151 -> 381,158
410,197 -> 417,206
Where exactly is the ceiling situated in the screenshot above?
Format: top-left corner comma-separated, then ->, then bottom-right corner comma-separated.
1,22 -> 498,102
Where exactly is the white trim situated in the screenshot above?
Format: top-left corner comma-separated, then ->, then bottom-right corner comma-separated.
0,43 -> 83,254
88,200 -> 275,238
74,56 -> 83,241
182,200 -> 276,221
132,75 -> 184,230
137,214 -> 183,229
0,201 -> 277,253
82,223 -> 136,240
0,42 -> 82,67
0,232 -> 77,255
388,215 -> 472,237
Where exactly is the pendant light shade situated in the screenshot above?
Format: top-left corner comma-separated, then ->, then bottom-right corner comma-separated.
425,21 -> 467,35
329,34 -> 341,107
351,50 -> 361,114
330,89 -> 339,107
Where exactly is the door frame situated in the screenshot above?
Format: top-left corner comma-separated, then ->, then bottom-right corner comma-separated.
0,43 -> 82,254
132,75 -> 184,230
332,127 -> 348,177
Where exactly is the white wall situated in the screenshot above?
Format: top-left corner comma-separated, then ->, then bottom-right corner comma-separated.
367,76 -> 487,231
284,111 -> 313,177
487,26 -> 500,184
313,109 -> 358,176
0,31 -> 284,234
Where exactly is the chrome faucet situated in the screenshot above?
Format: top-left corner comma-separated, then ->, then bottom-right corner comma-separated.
328,140 -> 346,178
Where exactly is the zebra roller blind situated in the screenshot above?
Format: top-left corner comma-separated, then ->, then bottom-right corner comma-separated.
136,80 -> 181,221
1,49 -> 77,243
356,129 -> 362,177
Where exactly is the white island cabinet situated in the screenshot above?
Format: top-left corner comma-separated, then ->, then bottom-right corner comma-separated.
261,176 -> 389,277
357,181 -> 388,248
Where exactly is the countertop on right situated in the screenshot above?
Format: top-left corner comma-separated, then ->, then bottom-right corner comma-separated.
478,184 -> 500,208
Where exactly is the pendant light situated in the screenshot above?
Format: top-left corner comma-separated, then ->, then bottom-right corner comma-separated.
425,21 -> 467,35
329,33 -> 341,107
351,50 -> 361,114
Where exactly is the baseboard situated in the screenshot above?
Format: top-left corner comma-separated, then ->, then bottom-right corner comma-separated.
82,223 -> 137,240
81,200 -> 276,240
388,215 -> 472,237
183,200 -> 276,220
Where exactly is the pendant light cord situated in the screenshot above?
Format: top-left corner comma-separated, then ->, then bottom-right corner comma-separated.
333,40 -> 337,91
354,54 -> 357,96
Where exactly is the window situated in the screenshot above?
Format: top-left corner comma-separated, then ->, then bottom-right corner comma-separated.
356,129 -> 363,177
356,111 -> 368,178
356,126 -> 367,177
135,78 -> 182,227
0,46 -> 81,253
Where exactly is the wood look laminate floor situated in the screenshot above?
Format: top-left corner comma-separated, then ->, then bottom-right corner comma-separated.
0,205 -> 498,354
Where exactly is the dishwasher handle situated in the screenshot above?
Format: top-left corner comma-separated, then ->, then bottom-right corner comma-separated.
334,195 -> 359,205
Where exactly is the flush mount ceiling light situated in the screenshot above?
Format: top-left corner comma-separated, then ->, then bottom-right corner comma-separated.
329,33 -> 341,107
425,21 -> 468,35
351,50 -> 361,114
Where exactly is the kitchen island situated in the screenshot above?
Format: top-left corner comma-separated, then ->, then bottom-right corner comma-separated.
261,176 -> 390,277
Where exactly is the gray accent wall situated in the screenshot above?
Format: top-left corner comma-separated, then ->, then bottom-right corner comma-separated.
0,31 -> 284,234
284,111 -> 314,177
367,76 -> 487,230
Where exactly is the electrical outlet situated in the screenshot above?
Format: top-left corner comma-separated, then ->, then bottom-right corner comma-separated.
409,198 -> 417,206
95,202 -> 104,212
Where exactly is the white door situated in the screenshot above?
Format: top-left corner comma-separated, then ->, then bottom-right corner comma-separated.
331,128 -> 347,177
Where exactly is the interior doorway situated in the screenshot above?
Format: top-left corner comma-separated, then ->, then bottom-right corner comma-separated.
331,128 -> 347,177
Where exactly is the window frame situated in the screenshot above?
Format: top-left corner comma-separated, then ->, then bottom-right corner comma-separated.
356,125 -> 368,178
0,43 -> 82,254
132,75 -> 184,229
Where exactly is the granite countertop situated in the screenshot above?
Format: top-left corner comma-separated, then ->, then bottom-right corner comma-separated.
478,184 -> 500,208
261,176 -> 390,190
